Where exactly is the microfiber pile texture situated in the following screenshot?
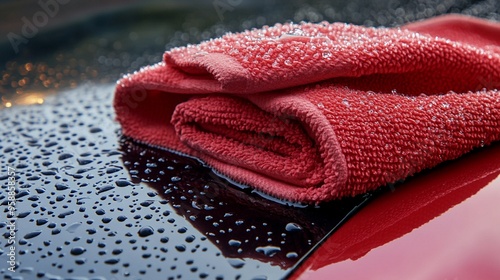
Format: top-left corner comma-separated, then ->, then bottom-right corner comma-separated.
114,14 -> 500,204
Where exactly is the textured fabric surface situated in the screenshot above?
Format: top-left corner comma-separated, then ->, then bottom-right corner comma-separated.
114,14 -> 500,203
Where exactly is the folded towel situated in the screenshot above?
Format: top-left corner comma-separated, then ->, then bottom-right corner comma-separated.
114,14 -> 500,204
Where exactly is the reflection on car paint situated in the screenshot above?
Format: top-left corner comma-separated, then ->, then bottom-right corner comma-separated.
0,84 -> 372,279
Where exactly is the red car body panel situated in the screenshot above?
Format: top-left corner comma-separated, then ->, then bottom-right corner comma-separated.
291,143 -> 500,279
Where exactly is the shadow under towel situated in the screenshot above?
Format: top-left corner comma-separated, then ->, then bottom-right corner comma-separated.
114,14 -> 500,204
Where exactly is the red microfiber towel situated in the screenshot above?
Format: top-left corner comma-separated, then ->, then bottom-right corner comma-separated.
114,14 -> 500,204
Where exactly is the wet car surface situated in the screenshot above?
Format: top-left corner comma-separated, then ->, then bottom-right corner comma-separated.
292,140 -> 500,279
0,84 -> 370,279
1,0 -> 500,279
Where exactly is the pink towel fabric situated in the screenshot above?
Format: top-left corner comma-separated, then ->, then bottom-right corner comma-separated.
114,15 -> 500,204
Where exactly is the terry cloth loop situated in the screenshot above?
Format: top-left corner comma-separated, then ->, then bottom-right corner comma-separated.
114,14 -> 500,203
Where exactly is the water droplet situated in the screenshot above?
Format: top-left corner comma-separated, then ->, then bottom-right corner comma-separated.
117,215 -> 127,222
112,249 -> 123,255
106,167 -> 121,174
285,222 -> 302,232
279,28 -> 311,42
17,211 -> 30,218
140,200 -> 155,207
58,153 -> 73,160
138,226 -> 154,237
36,218 -> 49,226
228,239 -> 241,247
255,245 -> 281,257
55,183 -> 69,191
24,231 -> 42,239
175,245 -> 186,252
115,179 -> 132,187
159,236 -> 169,244
171,176 -> 181,182
16,191 -> 29,199
77,158 -> 93,165
227,258 -> 245,269
104,258 -> 120,265
70,247 -> 86,256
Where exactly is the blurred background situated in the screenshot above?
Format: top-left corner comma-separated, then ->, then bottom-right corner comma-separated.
1,0 -> 499,108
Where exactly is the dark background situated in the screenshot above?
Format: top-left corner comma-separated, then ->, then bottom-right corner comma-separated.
1,0 -> 499,107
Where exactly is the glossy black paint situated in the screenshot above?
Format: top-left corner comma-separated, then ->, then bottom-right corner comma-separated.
0,85 -> 370,279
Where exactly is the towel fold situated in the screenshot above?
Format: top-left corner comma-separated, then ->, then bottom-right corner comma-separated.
114,14 -> 500,203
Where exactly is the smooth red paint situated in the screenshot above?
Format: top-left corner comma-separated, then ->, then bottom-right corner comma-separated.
291,142 -> 500,279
